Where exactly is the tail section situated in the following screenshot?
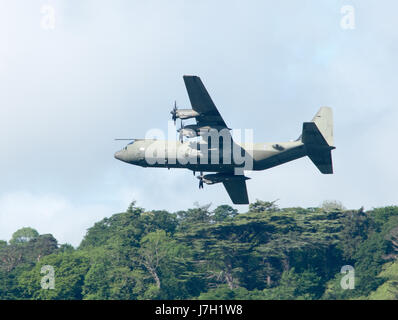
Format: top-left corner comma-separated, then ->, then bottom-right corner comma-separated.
302,107 -> 335,174
310,107 -> 333,146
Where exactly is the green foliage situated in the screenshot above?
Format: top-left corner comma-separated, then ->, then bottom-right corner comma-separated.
249,200 -> 279,213
58,243 -> 75,253
368,261 -> 398,300
9,227 -> 39,245
137,230 -> 198,299
212,205 -> 238,222
0,234 -> 58,274
338,208 -> 372,260
321,200 -> 346,212
254,268 -> 323,300
353,232 -> 387,295
369,206 -> 398,229
81,246 -> 140,300
198,285 -> 263,300
176,204 -> 212,232
321,272 -> 356,300
18,251 -> 90,299
1,201 -> 398,300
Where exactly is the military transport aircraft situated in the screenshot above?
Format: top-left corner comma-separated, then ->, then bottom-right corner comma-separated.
114,76 -> 335,205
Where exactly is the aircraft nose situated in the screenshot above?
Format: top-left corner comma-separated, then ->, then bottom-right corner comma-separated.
114,151 -> 122,160
115,149 -> 130,163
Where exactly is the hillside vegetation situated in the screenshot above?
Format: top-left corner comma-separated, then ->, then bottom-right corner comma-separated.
1,200 -> 398,300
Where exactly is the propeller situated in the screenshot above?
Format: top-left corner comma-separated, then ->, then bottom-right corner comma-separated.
114,139 -> 135,141
197,172 -> 204,189
170,101 -> 178,125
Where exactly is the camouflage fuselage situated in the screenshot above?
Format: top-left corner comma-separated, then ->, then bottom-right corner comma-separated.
114,139 -> 306,173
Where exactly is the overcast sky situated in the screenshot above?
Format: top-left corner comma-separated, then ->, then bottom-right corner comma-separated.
0,0 -> 397,246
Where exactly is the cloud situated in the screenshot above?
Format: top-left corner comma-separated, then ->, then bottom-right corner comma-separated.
0,192 -> 113,247
0,1 -> 398,244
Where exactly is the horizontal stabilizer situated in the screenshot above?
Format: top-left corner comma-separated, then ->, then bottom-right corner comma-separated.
306,148 -> 333,174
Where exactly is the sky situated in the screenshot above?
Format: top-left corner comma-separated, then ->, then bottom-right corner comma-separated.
0,0 -> 397,246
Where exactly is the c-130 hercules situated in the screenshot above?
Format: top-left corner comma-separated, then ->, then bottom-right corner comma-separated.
115,76 -> 335,205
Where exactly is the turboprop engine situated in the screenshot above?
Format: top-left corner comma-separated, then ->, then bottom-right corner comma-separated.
197,172 -> 250,189
170,102 -> 200,124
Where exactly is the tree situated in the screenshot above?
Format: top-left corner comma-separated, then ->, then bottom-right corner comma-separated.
137,230 -> 197,299
0,245 -> 24,272
321,200 -> 346,212
353,232 -> 387,296
18,251 -> 90,300
368,261 -> 398,300
139,210 -> 178,235
198,285 -> 263,300
249,200 -> 279,213
176,204 -> 212,231
81,245 -> 142,300
338,208 -> 372,260
28,234 -> 58,262
3,203 -> 398,300
268,269 -> 298,300
58,244 -> 74,253
79,202 -> 145,249
384,226 -> 398,260
82,256 -> 139,300
369,206 -> 398,228
182,222 -> 259,290
0,234 -> 57,273
321,272 -> 357,300
203,240 -> 248,290
212,205 -> 238,222
138,230 -> 168,290
9,227 -> 39,245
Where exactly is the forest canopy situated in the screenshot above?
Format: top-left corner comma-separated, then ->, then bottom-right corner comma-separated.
1,200 -> 398,300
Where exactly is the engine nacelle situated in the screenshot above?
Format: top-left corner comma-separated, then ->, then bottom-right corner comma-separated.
202,173 -> 250,185
179,128 -> 198,138
178,124 -> 231,139
176,109 -> 200,120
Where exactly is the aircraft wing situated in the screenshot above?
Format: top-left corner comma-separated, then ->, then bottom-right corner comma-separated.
183,75 -> 228,128
223,179 -> 249,205
184,76 -> 249,204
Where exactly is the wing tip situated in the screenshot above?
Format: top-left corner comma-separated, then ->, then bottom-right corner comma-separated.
232,200 -> 250,205
183,74 -> 199,79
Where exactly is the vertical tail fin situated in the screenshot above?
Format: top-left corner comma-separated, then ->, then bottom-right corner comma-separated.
310,107 -> 334,146
302,107 -> 335,174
